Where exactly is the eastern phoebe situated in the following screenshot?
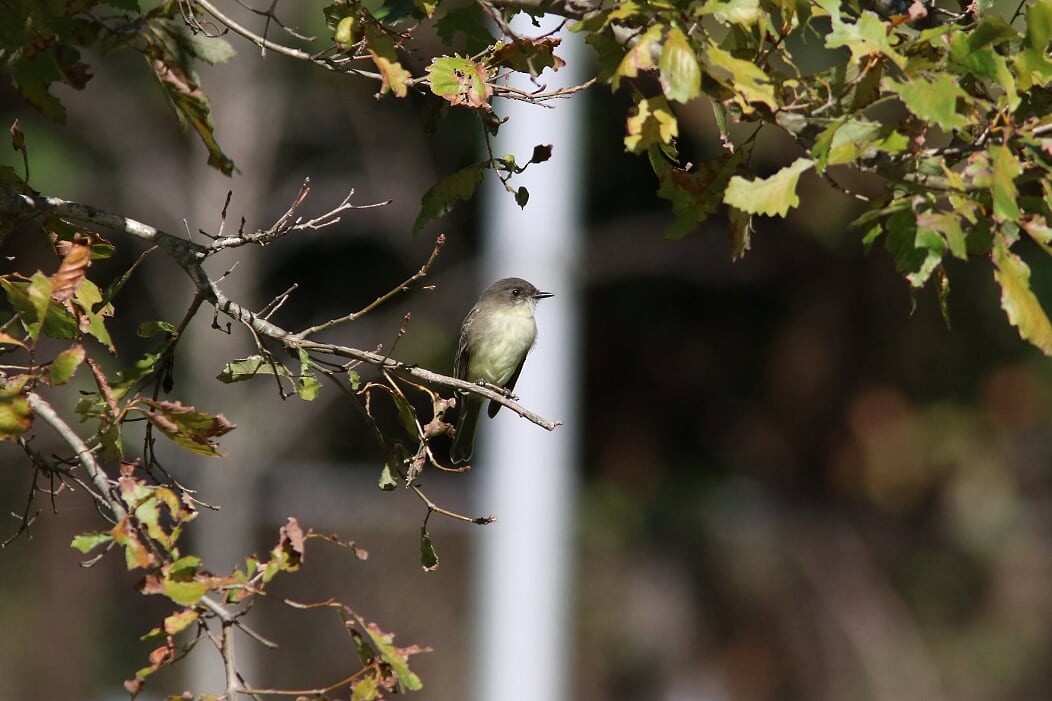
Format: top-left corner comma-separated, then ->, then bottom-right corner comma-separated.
451,277 -> 553,464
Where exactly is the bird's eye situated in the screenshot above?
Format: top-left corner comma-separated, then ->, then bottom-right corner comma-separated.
511,288 -> 521,297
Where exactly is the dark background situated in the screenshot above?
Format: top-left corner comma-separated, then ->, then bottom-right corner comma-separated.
2,8 -> 1051,700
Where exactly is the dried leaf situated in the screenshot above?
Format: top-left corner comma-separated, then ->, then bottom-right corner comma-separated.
139,399 -> 236,457
50,242 -> 91,302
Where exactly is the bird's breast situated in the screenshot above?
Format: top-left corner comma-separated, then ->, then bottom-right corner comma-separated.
467,310 -> 538,385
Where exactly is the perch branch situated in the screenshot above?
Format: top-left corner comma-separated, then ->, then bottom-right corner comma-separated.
0,193 -> 561,432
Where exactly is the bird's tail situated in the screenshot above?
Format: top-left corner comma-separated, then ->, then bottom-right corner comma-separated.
451,394 -> 482,465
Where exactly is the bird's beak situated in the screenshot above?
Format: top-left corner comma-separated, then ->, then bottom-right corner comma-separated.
532,290 -> 554,300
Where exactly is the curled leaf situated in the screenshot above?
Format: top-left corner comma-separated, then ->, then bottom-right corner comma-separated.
139,399 -> 236,456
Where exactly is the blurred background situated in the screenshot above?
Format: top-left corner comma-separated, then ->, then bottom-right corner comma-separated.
2,4 -> 1052,700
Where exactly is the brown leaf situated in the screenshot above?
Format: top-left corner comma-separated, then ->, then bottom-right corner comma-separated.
279,516 -> 306,562
148,641 -> 174,665
50,242 -> 91,303
489,37 -> 566,76
140,399 -> 236,456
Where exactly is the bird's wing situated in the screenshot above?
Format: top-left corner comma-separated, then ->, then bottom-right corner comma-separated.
454,305 -> 478,381
488,355 -> 526,418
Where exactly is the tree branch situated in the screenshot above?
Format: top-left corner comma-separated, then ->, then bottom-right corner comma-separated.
0,193 -> 561,431
26,392 -> 126,521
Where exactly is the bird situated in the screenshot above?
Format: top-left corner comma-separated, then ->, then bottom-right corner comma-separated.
450,277 -> 553,464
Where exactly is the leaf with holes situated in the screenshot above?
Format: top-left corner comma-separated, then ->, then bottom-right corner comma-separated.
427,56 -> 493,110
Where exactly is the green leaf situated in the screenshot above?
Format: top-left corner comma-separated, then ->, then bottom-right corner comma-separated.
724,158 -> 814,217
949,23 -> 1019,109
885,74 -> 969,132
414,0 -> 438,19
613,25 -> 663,89
659,27 -> 701,103
586,31 -> 629,83
138,320 -> 175,338
1022,215 -> 1052,255
371,0 -> 424,23
163,578 -> 210,606
812,118 -> 886,172
296,374 -> 322,400
365,26 -> 411,97
335,16 -> 361,48
387,389 -> 419,438
108,350 -> 165,400
420,526 -> 439,571
71,531 -> 113,554
74,280 -> 115,352
1016,0 -> 1052,89
144,26 -> 236,175
426,56 -> 493,110
294,348 -> 322,400
413,162 -> 485,234
163,608 -> 200,635
728,206 -> 753,261
701,45 -> 777,112
0,273 -> 51,341
993,239 -> 1052,354
170,555 -> 203,574
49,344 -> 85,385
821,2 -> 906,69
183,32 -> 235,65
152,18 -> 235,66
435,4 -> 497,55
0,374 -> 32,441
917,212 -> 967,261
358,618 -> 424,691
379,443 -> 403,490
351,676 -> 380,701
696,0 -> 764,26
625,96 -> 678,154
651,150 -> 742,238
217,355 -> 292,383
884,209 -> 943,287
139,399 -> 236,457
991,144 -> 1023,222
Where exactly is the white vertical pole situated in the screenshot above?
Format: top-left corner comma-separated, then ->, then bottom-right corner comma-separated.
473,13 -> 584,701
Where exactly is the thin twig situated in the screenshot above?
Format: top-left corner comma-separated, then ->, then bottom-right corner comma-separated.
26,392 -> 125,520
1,194 -> 561,431
409,481 -> 495,525
190,0 -> 386,81
296,233 -> 445,338
198,596 -> 279,649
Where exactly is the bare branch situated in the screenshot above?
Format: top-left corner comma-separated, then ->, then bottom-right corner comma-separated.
26,392 -> 126,520
188,0 -> 387,81
198,596 -> 279,649
0,193 -> 563,433
207,181 -> 388,251
297,233 -> 445,338
0,193 -> 561,432
410,481 -> 495,525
